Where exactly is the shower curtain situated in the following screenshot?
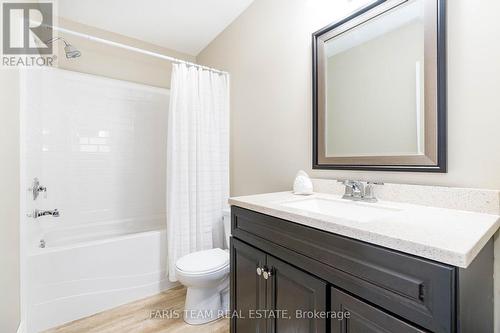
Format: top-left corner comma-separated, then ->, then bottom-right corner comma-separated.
166,63 -> 229,282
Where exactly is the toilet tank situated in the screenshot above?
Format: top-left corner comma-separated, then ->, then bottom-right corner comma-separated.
223,208 -> 231,249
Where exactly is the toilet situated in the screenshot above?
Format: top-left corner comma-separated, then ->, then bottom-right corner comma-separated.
175,208 -> 231,325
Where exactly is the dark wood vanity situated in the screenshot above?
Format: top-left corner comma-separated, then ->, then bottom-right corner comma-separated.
230,206 -> 494,333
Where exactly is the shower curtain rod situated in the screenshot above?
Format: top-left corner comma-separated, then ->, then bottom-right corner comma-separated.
45,24 -> 228,75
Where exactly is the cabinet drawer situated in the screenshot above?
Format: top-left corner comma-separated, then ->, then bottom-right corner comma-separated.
330,287 -> 425,333
232,206 -> 455,333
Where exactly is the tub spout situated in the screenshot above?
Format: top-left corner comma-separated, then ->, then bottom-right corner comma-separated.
33,209 -> 60,219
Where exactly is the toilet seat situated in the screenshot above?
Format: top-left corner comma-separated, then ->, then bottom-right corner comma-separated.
176,248 -> 229,275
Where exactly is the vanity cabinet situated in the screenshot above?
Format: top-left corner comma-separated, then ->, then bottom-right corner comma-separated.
230,206 -> 494,333
231,238 -> 267,332
231,238 -> 327,333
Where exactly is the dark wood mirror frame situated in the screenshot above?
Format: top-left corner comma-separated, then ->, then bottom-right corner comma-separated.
312,0 -> 446,172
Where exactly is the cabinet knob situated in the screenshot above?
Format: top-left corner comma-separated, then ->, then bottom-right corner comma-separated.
256,267 -> 263,276
263,269 -> 273,280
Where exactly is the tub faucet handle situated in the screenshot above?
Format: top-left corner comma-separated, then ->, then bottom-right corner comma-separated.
31,177 -> 47,200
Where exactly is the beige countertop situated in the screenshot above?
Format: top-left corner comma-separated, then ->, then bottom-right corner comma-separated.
229,191 -> 500,268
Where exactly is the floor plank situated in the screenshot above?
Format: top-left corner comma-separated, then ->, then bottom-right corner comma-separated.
43,286 -> 229,333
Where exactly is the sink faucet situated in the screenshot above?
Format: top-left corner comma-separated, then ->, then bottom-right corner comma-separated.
338,180 -> 383,203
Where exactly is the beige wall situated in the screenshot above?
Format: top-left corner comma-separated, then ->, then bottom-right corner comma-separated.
197,0 -> 500,195
0,70 -> 21,333
197,0 -> 500,330
55,18 -> 195,88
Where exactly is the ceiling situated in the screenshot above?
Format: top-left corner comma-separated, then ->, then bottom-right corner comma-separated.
56,0 -> 254,56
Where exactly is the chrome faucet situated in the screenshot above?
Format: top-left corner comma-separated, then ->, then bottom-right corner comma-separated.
338,180 -> 383,202
32,209 -> 60,219
30,177 -> 47,200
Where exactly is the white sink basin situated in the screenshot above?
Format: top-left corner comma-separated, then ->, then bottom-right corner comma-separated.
281,197 -> 400,222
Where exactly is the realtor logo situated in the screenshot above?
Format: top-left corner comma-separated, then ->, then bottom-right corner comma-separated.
2,2 -> 53,55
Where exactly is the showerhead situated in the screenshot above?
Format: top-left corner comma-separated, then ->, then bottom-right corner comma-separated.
63,43 -> 81,59
44,36 -> 81,59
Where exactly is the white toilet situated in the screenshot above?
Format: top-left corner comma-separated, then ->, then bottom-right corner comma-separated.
175,208 -> 231,325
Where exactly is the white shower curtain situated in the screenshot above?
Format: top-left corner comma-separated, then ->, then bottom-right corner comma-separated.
166,63 -> 230,282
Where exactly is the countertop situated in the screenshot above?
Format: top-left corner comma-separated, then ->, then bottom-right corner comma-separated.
228,191 -> 500,268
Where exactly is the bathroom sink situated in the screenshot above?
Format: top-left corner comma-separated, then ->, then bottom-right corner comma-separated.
280,197 -> 400,222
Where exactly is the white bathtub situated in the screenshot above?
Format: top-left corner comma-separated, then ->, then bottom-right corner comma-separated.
26,223 -> 175,333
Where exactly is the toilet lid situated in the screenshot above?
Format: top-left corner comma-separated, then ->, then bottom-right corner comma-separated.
176,248 -> 229,274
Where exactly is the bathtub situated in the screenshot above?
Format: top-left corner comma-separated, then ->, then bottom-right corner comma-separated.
26,221 -> 176,333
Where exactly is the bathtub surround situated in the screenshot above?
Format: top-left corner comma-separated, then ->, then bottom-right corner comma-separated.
23,68 -> 169,232
167,64 -> 230,282
22,68 -> 172,332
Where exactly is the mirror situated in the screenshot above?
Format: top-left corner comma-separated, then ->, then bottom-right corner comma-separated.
313,0 -> 446,172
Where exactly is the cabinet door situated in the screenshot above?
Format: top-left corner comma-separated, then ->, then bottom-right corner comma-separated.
231,238 -> 267,333
330,287 -> 425,333
267,255 -> 327,333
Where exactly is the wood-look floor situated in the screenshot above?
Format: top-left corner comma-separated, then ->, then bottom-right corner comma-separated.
43,286 -> 229,333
